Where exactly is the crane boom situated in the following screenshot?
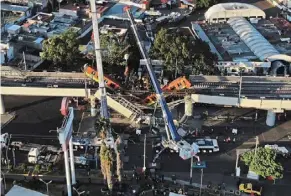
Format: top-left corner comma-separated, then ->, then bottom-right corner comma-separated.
90,0 -> 110,121
125,8 -> 180,142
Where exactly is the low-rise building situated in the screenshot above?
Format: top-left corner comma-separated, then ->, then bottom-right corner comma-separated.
1,2 -> 32,32
22,12 -> 53,35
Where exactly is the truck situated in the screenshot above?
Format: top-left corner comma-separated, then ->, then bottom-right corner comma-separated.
10,141 -> 61,153
72,136 -> 115,150
28,147 -> 60,166
194,138 -> 220,153
239,183 -> 262,196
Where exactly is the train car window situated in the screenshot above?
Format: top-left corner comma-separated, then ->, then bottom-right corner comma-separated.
170,86 -> 175,90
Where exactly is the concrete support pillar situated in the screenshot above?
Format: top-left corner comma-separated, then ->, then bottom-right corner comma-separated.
69,137 -> 76,185
0,95 -> 5,114
266,110 -> 276,127
185,95 -> 193,117
63,145 -> 72,196
90,96 -> 97,117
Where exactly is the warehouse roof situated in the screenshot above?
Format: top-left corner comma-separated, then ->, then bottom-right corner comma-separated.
228,17 -> 291,62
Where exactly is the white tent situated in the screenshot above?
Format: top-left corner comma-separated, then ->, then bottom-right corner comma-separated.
6,185 -> 48,196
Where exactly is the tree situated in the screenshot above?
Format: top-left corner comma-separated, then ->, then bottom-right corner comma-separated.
95,117 -> 110,139
20,163 -> 27,172
115,136 -> 124,186
41,29 -> 80,66
33,164 -> 41,175
196,0 -> 216,8
100,143 -> 108,183
150,28 -> 217,77
241,147 -> 283,179
100,33 -> 129,69
100,143 -> 115,192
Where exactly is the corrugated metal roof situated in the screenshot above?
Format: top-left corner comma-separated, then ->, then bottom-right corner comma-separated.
228,17 -> 279,61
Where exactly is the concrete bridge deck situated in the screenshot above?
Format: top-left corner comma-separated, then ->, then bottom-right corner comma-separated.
1,86 -> 291,112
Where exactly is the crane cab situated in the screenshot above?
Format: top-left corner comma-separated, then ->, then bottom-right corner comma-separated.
178,141 -> 193,160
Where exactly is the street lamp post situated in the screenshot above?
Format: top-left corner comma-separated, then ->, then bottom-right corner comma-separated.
1,172 -> 7,191
39,179 -> 52,195
12,148 -> 16,168
73,187 -> 86,196
199,169 -> 204,196
189,155 -> 193,184
238,74 -> 242,106
143,134 -> 147,172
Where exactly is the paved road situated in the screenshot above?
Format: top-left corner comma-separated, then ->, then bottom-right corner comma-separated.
2,96 -> 64,136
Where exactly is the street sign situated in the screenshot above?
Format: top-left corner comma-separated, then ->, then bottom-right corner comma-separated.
192,161 -> 206,169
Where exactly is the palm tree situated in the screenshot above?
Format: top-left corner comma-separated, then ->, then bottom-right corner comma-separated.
104,148 -> 115,192
115,136 -> 124,185
100,143 -> 108,184
95,117 -> 110,137
100,143 -> 115,192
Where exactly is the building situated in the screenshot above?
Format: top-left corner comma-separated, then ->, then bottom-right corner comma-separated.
1,0 -> 44,6
215,61 -> 271,75
47,12 -> 80,37
193,3 -> 291,76
1,2 -> 32,32
205,3 -> 266,23
21,12 -> 53,35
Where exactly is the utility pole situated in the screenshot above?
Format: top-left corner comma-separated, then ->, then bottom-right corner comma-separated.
238,74 -> 242,106
143,134 -> 147,171
89,0 -> 111,135
189,155 -> 193,184
199,169 -> 204,196
23,51 -> 27,71
12,149 -> 16,168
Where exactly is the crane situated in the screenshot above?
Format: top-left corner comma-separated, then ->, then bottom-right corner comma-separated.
124,7 -> 199,161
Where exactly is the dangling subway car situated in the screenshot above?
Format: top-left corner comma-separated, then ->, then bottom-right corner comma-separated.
143,76 -> 191,106
83,64 -> 121,90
